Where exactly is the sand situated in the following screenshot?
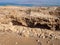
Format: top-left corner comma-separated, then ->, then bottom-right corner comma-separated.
0,31 -> 60,45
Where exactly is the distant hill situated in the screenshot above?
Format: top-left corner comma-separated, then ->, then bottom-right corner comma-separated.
0,2 -> 34,6
0,2 -> 60,6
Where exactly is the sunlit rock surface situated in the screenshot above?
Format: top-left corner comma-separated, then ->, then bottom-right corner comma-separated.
0,6 -> 60,45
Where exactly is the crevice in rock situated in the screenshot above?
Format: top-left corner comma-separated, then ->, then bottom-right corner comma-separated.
11,20 -> 51,30
11,20 -> 22,26
55,24 -> 60,31
28,23 -> 51,30
11,19 -> 60,31
34,23 -> 51,29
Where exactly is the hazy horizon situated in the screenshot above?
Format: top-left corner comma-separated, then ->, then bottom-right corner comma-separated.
0,0 -> 60,6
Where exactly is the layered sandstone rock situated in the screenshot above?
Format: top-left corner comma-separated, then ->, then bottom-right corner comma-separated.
0,6 -> 60,31
0,6 -> 60,32
0,6 -> 60,45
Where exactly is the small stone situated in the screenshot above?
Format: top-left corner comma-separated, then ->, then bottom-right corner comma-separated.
16,42 -> 18,45
43,36 -> 45,39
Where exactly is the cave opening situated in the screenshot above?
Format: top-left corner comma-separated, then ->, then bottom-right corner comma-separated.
32,23 -> 51,29
55,24 -> 60,31
11,20 -> 51,30
11,20 -> 22,26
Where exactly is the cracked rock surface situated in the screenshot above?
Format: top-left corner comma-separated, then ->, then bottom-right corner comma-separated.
0,6 -> 60,45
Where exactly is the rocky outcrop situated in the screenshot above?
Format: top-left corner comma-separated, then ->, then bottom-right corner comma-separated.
0,6 -> 60,31
0,6 -> 60,45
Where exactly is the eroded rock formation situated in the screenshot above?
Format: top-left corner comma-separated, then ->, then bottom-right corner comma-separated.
0,6 -> 60,45
0,6 -> 60,31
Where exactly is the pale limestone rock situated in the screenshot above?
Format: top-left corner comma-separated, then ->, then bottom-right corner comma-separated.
0,6 -> 60,39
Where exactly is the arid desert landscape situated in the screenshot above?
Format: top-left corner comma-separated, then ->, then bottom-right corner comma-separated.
0,6 -> 60,45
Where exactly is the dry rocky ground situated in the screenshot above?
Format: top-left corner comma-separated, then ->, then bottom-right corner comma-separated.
0,6 -> 60,45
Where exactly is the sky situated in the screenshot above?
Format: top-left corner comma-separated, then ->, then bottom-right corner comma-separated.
0,0 -> 60,5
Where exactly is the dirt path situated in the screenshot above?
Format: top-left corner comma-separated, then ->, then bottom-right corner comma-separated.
0,31 -> 60,45
0,31 -> 38,45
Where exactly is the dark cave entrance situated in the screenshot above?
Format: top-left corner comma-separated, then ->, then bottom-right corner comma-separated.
12,20 -> 60,30
11,20 -> 51,30
11,20 -> 22,26
55,24 -> 60,31
32,23 -> 51,29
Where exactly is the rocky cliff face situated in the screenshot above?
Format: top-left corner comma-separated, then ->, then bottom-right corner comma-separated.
0,6 -> 60,38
